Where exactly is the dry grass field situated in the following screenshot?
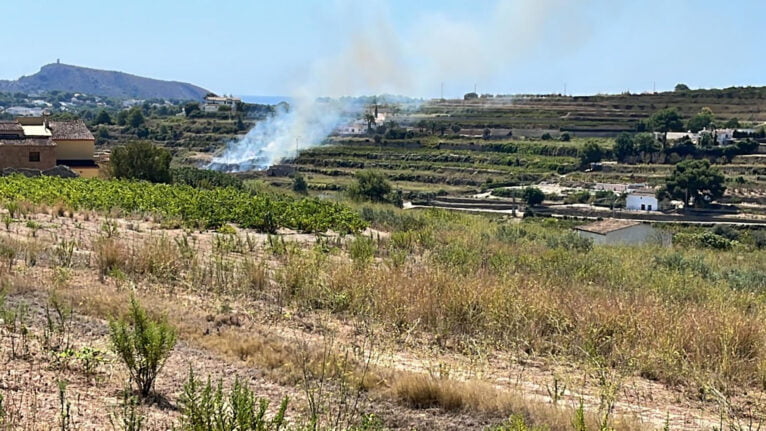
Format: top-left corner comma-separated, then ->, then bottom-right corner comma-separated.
1,193 -> 765,429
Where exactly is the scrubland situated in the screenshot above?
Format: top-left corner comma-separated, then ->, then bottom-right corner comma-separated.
1,180 -> 765,429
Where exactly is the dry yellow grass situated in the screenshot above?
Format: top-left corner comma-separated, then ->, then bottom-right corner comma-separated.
0,204 -> 761,429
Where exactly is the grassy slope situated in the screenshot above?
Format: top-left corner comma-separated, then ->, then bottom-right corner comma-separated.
2,196 -> 760,429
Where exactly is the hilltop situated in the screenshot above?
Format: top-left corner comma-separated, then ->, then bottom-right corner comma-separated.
0,63 -> 210,100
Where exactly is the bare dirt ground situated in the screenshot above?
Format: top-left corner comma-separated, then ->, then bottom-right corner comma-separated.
0,208 -> 760,430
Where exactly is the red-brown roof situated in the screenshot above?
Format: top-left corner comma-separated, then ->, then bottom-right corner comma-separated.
574,219 -> 641,235
49,120 -> 94,141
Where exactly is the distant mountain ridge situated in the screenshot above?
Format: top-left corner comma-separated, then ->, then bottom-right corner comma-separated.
0,63 -> 210,100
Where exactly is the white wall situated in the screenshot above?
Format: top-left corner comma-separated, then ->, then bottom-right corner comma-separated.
577,224 -> 670,246
626,194 -> 658,211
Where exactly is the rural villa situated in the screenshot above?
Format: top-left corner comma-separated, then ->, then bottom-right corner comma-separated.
202,95 -> 241,113
0,116 -> 98,177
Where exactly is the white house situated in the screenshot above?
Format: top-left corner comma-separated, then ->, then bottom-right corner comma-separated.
666,131 -> 699,144
575,219 -> 669,246
338,120 -> 368,135
626,189 -> 659,211
202,95 -> 241,113
715,128 -> 735,145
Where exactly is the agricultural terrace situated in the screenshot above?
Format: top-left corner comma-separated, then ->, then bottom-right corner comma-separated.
0,176 -> 365,233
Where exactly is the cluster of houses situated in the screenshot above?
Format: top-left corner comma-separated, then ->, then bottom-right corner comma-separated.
662,128 -> 758,146
337,110 -> 391,135
593,182 -> 660,211
0,115 -> 99,177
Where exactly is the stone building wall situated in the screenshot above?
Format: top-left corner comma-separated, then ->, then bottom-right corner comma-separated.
0,145 -> 56,170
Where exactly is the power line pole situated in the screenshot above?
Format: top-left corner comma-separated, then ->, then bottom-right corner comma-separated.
440,82 -> 444,100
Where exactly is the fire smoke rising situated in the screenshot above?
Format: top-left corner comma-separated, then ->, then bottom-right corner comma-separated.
209,0 -> 603,172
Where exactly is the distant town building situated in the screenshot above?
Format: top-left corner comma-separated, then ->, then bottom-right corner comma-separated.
4,106 -> 45,117
625,188 -> 659,211
574,219 -> 668,246
202,95 -> 240,113
0,116 -> 98,177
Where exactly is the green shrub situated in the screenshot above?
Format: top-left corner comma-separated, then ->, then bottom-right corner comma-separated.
564,190 -> 592,205
674,231 -> 735,250
292,173 -> 308,195
171,167 -> 244,190
359,207 -> 426,232
179,368 -> 288,431
496,224 -> 534,244
488,415 -> 546,431
654,252 -> 713,279
109,297 -> 177,397
110,141 -> 172,183
722,269 -> 766,292
348,170 -> 393,203
753,230 -> 766,249
349,235 -> 376,266
522,187 -> 545,206
545,231 -> 593,252
711,225 -> 740,241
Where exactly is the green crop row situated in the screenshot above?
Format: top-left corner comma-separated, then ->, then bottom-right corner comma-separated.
0,176 -> 366,234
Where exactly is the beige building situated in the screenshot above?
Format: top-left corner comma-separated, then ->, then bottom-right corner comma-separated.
0,116 -> 99,177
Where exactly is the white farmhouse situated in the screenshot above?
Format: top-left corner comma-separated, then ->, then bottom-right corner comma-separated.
202,95 -> 241,113
626,189 -> 658,211
715,128 -> 735,145
575,219 -> 668,246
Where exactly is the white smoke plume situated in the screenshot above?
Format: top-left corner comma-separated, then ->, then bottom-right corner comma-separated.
209,0 -> 605,171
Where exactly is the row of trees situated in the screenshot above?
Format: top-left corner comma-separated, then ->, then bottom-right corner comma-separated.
642,107 -> 742,133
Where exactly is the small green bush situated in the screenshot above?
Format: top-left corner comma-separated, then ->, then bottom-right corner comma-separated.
109,297 -> 177,397
753,230 -> 766,249
179,368 -> 288,431
522,187 -> 545,207
674,231 -> 735,250
545,231 -> 593,252
488,415 -> 547,431
349,235 -> 376,266
711,225 -> 740,241
292,173 -> 308,195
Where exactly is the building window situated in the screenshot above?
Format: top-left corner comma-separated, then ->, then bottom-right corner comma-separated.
29,151 -> 41,162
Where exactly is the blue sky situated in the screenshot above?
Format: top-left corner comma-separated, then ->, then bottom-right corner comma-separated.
1,0 -> 763,98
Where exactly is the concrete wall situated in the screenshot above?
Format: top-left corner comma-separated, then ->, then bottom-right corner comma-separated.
626,194 -> 659,211
578,224 -> 670,246
0,145 -> 56,170
54,139 -> 95,160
